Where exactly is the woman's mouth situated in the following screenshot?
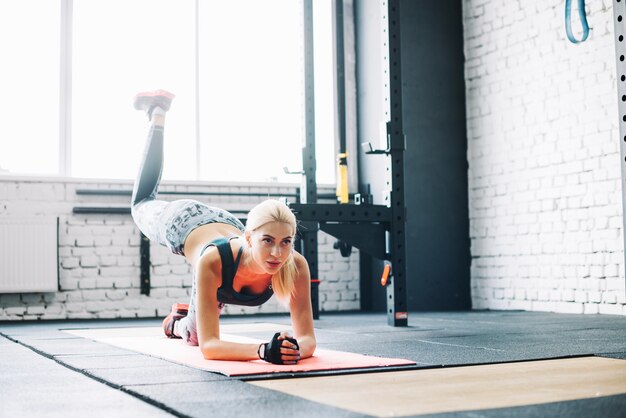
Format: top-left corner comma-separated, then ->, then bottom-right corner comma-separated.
266,260 -> 281,269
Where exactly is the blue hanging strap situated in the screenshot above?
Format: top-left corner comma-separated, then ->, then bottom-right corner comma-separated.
565,0 -> 590,44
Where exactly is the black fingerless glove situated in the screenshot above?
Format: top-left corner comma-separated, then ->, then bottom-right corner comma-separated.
259,332 -> 299,364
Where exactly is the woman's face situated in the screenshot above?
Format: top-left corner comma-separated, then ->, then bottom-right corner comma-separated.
247,221 -> 294,274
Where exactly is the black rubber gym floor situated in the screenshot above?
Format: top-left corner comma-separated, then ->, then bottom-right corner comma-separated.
2,310 -> 625,417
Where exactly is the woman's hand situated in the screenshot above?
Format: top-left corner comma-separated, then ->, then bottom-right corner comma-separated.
260,331 -> 301,364
277,331 -> 301,364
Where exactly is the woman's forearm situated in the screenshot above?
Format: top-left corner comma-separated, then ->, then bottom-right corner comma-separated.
201,335 -> 315,362
201,339 -> 260,361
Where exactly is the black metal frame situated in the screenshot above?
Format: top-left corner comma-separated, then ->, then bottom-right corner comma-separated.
614,1 -> 626,295
383,0 -> 408,326
140,233 -> 151,295
296,0 -> 408,326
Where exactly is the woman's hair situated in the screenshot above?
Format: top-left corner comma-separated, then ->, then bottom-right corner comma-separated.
245,199 -> 298,301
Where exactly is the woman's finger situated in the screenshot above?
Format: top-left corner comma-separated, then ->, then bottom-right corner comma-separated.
280,346 -> 299,355
282,353 -> 300,363
280,340 -> 298,350
279,331 -> 292,340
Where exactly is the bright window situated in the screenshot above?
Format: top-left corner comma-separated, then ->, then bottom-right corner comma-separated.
197,0 -> 334,184
0,1 -> 59,175
0,0 -> 336,185
197,0 -> 303,183
71,0 -> 196,180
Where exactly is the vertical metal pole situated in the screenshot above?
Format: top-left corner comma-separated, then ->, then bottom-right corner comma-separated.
614,1 -> 626,296
333,0 -> 349,203
195,0 -> 201,180
302,0 -> 320,319
140,233 -> 151,296
59,0 -> 73,176
383,0 -> 408,326
333,0 -> 346,154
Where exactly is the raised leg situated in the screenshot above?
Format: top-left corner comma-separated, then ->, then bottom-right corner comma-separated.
131,90 -> 175,208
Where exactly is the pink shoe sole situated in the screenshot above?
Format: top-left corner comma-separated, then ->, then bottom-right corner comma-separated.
133,89 -> 175,115
162,302 -> 188,339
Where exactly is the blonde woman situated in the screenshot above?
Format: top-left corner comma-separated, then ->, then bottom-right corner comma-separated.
131,90 -> 315,365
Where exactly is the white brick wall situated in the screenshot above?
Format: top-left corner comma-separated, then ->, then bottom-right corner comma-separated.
0,177 -> 359,320
464,0 -> 626,315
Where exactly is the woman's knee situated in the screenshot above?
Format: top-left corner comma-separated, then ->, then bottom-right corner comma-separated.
130,200 -> 149,226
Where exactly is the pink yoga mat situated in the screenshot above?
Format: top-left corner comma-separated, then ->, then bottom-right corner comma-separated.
64,324 -> 415,377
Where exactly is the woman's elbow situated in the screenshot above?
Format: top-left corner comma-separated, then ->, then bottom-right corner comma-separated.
301,336 -> 316,358
200,340 -> 221,360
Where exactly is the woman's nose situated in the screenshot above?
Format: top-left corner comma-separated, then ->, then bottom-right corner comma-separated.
271,245 -> 281,256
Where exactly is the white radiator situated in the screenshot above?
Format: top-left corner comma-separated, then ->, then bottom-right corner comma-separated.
0,217 -> 58,293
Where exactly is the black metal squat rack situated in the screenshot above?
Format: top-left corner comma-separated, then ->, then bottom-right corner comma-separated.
294,0 -> 408,326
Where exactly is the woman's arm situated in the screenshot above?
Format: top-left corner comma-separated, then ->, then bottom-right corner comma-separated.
195,248 -> 310,363
289,252 -> 317,359
195,251 -> 260,361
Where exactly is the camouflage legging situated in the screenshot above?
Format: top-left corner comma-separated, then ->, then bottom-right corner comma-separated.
130,125 -> 245,256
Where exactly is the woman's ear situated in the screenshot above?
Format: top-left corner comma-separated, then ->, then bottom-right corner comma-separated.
244,230 -> 252,247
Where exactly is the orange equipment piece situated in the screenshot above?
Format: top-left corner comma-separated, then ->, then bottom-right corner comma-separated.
380,264 -> 391,286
